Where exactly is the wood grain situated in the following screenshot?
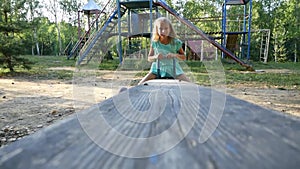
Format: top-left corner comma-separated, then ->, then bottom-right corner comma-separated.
0,80 -> 299,169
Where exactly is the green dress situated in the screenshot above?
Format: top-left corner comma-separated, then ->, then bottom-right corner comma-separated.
150,38 -> 184,77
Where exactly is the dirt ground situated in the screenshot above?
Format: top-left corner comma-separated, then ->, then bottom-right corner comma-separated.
0,69 -> 299,147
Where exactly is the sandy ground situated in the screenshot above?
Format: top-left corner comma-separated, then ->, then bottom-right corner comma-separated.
0,69 -> 299,147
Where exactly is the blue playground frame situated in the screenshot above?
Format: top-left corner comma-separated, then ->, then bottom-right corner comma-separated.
73,0 -> 253,70
222,0 -> 253,60
116,0 -> 158,63
116,0 -> 253,65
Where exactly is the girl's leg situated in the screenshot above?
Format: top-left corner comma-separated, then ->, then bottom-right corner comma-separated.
177,74 -> 191,82
138,72 -> 157,85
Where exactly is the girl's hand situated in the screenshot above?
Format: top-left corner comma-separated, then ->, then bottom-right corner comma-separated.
156,53 -> 164,60
166,53 -> 176,59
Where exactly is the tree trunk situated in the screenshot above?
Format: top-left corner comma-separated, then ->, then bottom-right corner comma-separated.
295,43 -> 297,62
7,56 -> 14,72
41,39 -> 44,56
56,22 -> 62,56
32,45 -> 34,56
274,35 -> 277,62
34,28 -> 40,56
49,0 -> 62,56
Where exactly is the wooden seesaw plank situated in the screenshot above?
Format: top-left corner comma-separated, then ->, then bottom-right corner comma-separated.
0,80 -> 300,169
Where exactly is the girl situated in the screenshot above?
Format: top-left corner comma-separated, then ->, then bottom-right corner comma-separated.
138,17 -> 190,85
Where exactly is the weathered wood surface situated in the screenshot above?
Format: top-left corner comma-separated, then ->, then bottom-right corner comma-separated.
0,80 -> 300,169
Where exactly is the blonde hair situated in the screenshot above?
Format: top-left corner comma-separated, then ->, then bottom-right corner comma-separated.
151,17 -> 177,43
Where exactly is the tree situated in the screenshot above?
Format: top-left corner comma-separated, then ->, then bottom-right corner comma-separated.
282,0 -> 299,62
26,0 -> 43,56
46,0 -> 63,56
251,0 -> 299,62
45,0 -> 84,56
179,0 -> 225,32
37,17 -> 57,55
273,1 -> 288,62
0,0 -> 33,72
59,0 -> 83,55
250,1 -> 273,61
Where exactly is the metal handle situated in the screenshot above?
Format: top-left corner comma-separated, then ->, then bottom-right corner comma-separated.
156,59 -> 161,79
172,58 -> 176,78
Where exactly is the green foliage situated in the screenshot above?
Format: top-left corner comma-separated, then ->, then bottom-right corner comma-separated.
280,0 -> 299,62
251,0 -> 299,62
182,0 -> 223,32
0,0 -> 33,72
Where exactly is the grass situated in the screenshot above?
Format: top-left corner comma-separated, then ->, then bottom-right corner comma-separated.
0,55 -> 76,80
225,71 -> 300,87
98,59 -> 120,70
254,61 -> 300,70
203,61 -> 299,89
0,55 -> 299,90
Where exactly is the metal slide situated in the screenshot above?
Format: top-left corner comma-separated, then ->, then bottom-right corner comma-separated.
154,0 -> 254,70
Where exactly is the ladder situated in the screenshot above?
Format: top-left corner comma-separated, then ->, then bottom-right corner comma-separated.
77,6 -> 127,64
67,0 -> 114,60
259,29 -> 270,63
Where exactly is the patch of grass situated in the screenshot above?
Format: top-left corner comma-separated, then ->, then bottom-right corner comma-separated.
185,61 -> 207,73
192,72 -> 211,86
0,55 -> 76,80
183,60 -> 300,89
224,61 -> 300,89
134,71 -> 148,77
225,71 -> 299,86
98,58 -> 120,70
1,55 -> 299,90
254,61 -> 300,71
132,60 -> 300,89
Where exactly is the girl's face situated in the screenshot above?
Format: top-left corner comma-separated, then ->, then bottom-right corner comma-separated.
157,22 -> 170,38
